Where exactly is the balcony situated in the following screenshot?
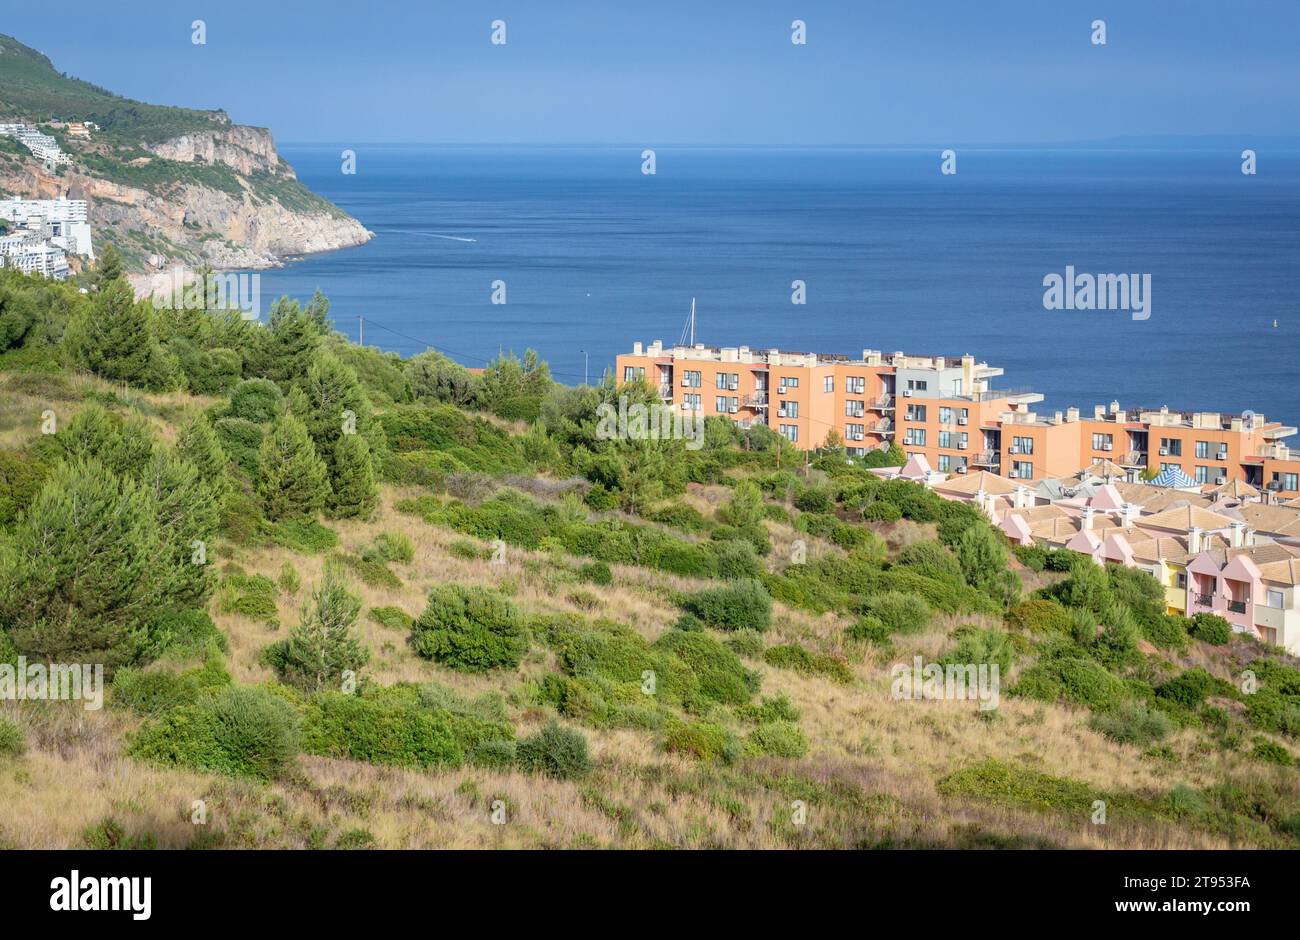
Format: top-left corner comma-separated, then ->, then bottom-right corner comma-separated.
872,396 -> 895,411
658,385 -> 672,401
873,420 -> 893,435
745,392 -> 768,408
1194,592 -> 1214,608
1228,599 -> 1248,615
971,451 -> 1001,467
1118,451 -> 1148,468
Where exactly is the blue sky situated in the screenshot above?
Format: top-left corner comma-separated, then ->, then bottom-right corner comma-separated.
7,0 -> 1299,145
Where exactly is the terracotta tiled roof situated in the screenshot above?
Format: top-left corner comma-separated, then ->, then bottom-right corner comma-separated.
1139,505 -> 1238,533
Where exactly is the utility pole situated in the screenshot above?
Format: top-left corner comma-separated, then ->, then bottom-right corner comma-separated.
580,349 -> 588,386
359,315 -> 364,347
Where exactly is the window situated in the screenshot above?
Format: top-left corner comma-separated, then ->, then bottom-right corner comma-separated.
845,423 -> 864,440
1012,436 -> 1034,455
682,394 -> 701,411
823,376 -> 834,393
623,366 -> 645,382
938,431 -> 953,449
937,455 -> 951,472
715,372 -> 738,390
846,376 -> 865,394
1195,440 -> 1212,459
682,370 -> 702,388
958,432 -> 969,450
1159,437 -> 1182,457
1267,589 -> 1285,609
779,401 -> 799,418
905,428 -> 927,447
939,407 -> 953,425
953,456 -> 968,471
906,404 -> 927,422
1195,466 -> 1213,484
779,424 -> 799,443
1274,472 -> 1300,492
1160,462 -> 1181,474
714,396 -> 739,414
845,400 -> 865,418
1175,573 -> 1188,589
1091,433 -> 1112,451
1013,461 -> 1033,480
906,379 -> 928,391
777,376 -> 800,393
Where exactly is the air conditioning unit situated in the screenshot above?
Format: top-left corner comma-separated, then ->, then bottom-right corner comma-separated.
957,416 -> 968,425
1008,470 -> 1020,478
1102,442 -> 1113,451
1009,445 -> 1020,455
1216,476 -> 1227,484
1159,447 -> 1169,456
955,466 -> 968,474
903,389 -> 913,397
1215,452 -> 1226,460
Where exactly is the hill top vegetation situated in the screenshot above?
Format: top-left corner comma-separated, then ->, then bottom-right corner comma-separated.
0,257 -> 1297,849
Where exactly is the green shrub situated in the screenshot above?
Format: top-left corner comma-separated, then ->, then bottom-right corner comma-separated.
155,608 -> 228,658
112,668 -> 202,716
578,561 -> 613,585
448,539 -> 487,561
1251,737 -> 1293,766
735,693 -> 801,724
1189,613 -> 1232,646
129,685 -> 300,780
940,626 -> 1016,676
713,539 -> 763,580
1006,599 -> 1073,634
763,644 -> 854,684
366,532 -> 415,565
338,552 -> 401,589
654,630 -> 759,706
681,578 -> 773,632
662,719 -> 742,763
1156,668 -> 1218,710
1090,703 -> 1173,746
412,584 -> 527,672
726,629 -> 766,658
862,591 -> 931,635
516,721 -> 591,779
264,518 -> 339,554
300,691 -> 467,769
277,561 -> 301,595
1011,649 -> 1130,711
368,606 -> 415,631
896,541 -> 965,585
218,573 -> 280,627
846,614 -> 891,645
81,817 -> 156,850
0,716 -> 24,757
227,378 -> 283,423
793,486 -> 834,514
747,720 -> 808,758
470,738 -> 518,770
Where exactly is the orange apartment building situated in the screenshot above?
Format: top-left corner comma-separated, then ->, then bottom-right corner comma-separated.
615,339 -> 1300,497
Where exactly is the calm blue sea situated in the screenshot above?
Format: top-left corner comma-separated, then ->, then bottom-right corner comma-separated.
255,145 -> 1300,426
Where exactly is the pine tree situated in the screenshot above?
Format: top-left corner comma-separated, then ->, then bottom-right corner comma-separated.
140,445 -> 222,608
63,279 -> 158,386
90,243 -> 124,290
176,414 -> 232,508
256,411 -> 330,521
328,432 -> 377,519
0,459 -> 172,667
262,566 -> 369,693
251,297 -> 321,386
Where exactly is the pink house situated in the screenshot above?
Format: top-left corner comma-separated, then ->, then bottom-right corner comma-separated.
1066,528 -> 1103,564
1186,550 -> 1264,638
999,512 -> 1034,546
1100,533 -> 1137,568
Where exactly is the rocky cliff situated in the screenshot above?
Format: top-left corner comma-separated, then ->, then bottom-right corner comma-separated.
0,33 -> 371,285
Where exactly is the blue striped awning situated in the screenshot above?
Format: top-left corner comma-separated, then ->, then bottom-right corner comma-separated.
1151,466 -> 1197,488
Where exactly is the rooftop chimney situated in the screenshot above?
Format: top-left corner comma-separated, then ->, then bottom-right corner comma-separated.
1230,521 -> 1246,548
1189,526 -> 1203,554
1083,506 -> 1095,530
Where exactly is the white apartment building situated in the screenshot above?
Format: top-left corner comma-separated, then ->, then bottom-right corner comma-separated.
0,197 -> 94,259
0,123 -> 73,167
0,233 -> 70,280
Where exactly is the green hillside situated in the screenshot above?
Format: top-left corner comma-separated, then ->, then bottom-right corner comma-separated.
0,33 -> 219,144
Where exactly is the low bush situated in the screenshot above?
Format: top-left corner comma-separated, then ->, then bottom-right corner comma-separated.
862,591 -> 931,635
681,579 -> 773,632
763,644 -> 854,684
368,606 -> 415,631
300,691 -> 468,769
735,693 -> 801,724
662,719 -> 742,763
1090,703 -> 1173,747
128,685 -> 300,781
578,561 -> 613,585
1189,613 -> 1233,646
1251,737 -> 1293,766
516,721 -> 591,779
412,584 -> 527,672
746,720 -> 808,758
1005,599 -> 1073,635
0,716 -> 24,757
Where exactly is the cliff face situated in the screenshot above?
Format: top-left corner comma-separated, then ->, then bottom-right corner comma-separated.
0,33 -> 371,284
